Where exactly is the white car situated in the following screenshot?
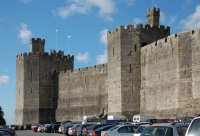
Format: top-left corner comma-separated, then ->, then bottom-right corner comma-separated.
140,123 -> 188,136
185,116 -> 200,136
101,124 -> 138,136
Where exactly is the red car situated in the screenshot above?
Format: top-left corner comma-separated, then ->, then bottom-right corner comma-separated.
31,124 -> 39,132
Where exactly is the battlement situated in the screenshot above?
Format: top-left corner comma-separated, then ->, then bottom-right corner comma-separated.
142,27 -> 199,50
146,7 -> 160,26
30,37 -> 45,53
147,7 -> 160,16
61,63 -> 107,75
30,38 -> 45,45
107,24 -> 170,36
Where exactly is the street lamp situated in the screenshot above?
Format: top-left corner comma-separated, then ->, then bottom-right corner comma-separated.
67,35 -> 71,55
56,29 -> 58,51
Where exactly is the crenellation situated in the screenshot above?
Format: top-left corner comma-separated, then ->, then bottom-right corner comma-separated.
59,63 -> 107,78
135,24 -> 143,30
31,38 -> 45,44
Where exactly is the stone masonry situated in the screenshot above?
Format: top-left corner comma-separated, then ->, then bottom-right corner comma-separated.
15,7 -> 200,125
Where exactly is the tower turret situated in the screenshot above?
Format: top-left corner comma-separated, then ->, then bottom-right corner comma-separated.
147,7 -> 160,26
30,38 -> 45,53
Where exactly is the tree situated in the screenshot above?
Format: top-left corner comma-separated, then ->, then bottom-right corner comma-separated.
0,106 -> 4,117
0,106 -> 6,125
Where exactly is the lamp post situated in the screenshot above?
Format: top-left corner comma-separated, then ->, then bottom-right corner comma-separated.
56,29 -> 58,51
67,35 -> 71,55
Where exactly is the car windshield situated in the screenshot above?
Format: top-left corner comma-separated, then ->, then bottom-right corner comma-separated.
136,126 -> 146,133
141,126 -> 173,136
107,126 -> 119,131
186,118 -> 200,136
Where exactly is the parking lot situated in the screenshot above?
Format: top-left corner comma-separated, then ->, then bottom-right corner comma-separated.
16,130 -> 63,136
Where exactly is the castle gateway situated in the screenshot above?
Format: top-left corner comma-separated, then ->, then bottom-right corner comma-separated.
15,7 -> 200,125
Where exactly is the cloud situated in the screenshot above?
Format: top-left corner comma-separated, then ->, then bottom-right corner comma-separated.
168,15 -> 177,26
0,75 -> 9,85
180,5 -> 200,30
96,50 -> 107,64
100,28 -> 108,46
133,18 -> 143,24
18,23 -> 32,44
125,0 -> 135,6
22,0 -> 32,4
56,3 -> 88,18
76,52 -> 89,63
54,0 -> 115,21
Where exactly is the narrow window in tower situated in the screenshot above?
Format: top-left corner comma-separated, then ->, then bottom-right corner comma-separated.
134,44 -> 137,52
46,88 -> 48,94
130,64 -> 132,73
46,74 -> 48,80
30,88 -> 32,93
30,71 -> 32,81
113,47 -> 115,57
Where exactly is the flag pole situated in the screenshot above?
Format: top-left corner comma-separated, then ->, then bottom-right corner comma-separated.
56,29 -> 58,51
67,35 -> 71,55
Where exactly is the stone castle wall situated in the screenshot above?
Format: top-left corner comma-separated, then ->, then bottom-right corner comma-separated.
15,8 -> 200,125
140,28 -> 200,118
56,64 -> 107,122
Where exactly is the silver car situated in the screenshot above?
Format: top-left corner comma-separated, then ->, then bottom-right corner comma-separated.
140,123 -> 188,136
185,116 -> 200,136
101,124 -> 138,136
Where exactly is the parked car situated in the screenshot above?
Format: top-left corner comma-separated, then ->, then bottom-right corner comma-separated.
84,124 -> 110,136
88,125 -> 115,136
31,124 -> 39,132
133,115 -> 154,123
77,124 -> 93,136
43,124 -> 52,133
64,123 -> 75,136
133,124 -> 151,136
185,116 -> 200,136
8,125 -> 18,131
0,131 -> 10,136
0,128 -> 16,136
101,124 -> 138,136
140,123 -> 189,136
68,124 -> 81,136
52,123 -> 60,133
37,124 -> 45,132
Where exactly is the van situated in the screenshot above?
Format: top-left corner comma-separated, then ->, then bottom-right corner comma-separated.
107,114 -> 127,121
133,114 -> 154,122
82,115 -> 99,124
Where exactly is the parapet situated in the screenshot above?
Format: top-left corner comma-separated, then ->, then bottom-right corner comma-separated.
142,27 -> 200,51
30,38 -> 45,45
107,24 -> 170,36
147,7 -> 160,17
60,63 -> 107,76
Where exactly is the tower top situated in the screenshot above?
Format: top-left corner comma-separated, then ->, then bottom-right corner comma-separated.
146,7 -> 160,26
30,38 -> 45,53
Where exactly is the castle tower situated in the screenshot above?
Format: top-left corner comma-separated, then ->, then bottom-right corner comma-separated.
15,38 -> 74,125
107,7 -> 170,120
30,38 -> 45,53
147,7 -> 160,26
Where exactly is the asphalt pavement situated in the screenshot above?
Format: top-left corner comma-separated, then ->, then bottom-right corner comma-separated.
16,130 -> 64,136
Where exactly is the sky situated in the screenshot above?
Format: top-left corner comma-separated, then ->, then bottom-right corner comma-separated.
0,0 -> 200,125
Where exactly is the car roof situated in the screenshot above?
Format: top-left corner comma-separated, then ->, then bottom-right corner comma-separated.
151,123 -> 189,127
